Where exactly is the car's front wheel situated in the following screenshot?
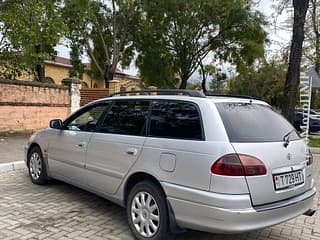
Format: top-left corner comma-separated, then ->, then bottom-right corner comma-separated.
27,146 -> 48,185
127,181 -> 173,240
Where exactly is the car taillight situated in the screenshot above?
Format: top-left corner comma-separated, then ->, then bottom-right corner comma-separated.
307,150 -> 313,166
211,153 -> 267,176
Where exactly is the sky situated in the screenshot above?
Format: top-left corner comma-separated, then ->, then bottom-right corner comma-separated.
54,0 -> 292,77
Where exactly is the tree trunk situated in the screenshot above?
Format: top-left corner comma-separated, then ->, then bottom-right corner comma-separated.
281,0 -> 309,123
179,74 -> 188,89
104,69 -> 114,88
199,62 -> 207,93
35,64 -> 45,82
201,77 -> 207,93
35,45 -> 45,82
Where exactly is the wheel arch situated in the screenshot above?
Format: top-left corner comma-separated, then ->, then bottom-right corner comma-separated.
27,143 -> 42,165
123,172 -> 166,206
27,143 -> 49,176
123,171 -> 184,234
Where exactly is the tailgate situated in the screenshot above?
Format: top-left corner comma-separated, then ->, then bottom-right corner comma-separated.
231,139 -> 312,206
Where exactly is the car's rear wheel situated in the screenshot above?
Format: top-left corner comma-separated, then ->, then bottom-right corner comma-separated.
28,146 -> 48,185
127,181 -> 174,240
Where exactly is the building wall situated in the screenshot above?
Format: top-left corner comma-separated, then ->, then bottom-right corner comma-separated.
45,64 -> 106,88
45,64 -> 70,84
15,63 -> 139,90
0,79 -> 70,134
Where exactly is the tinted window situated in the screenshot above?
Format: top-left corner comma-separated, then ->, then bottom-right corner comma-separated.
67,105 -> 108,132
150,101 -> 202,140
216,103 -> 300,142
99,101 -> 149,136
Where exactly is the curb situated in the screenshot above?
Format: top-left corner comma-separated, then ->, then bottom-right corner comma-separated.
0,161 -> 26,172
310,147 -> 320,154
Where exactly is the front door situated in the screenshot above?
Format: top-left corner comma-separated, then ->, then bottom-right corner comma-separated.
47,103 -> 109,185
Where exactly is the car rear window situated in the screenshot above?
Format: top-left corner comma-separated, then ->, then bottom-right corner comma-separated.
149,100 -> 203,140
215,102 -> 300,142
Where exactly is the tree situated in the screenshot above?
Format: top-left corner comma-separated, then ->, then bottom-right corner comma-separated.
62,0 -> 138,88
228,57 -> 288,109
304,0 -> 320,108
282,0 -> 310,122
137,49 -> 178,88
0,0 -> 64,81
60,0 -> 87,79
136,0 -> 267,89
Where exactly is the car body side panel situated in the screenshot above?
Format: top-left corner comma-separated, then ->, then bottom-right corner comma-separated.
113,99 -> 237,200
46,129 -> 92,185
85,133 -> 146,195
121,139 -> 235,193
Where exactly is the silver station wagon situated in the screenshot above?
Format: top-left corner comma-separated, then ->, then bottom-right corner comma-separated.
25,89 -> 316,240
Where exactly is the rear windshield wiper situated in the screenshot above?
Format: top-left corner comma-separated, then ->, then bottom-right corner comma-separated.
283,129 -> 296,148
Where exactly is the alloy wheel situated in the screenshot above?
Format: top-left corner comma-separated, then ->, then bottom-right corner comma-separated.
29,152 -> 42,180
131,191 -> 160,238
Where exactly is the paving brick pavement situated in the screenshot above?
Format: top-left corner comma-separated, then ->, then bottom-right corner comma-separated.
0,136 -> 28,164
0,156 -> 319,240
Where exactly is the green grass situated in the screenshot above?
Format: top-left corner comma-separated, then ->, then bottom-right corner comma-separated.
308,137 -> 320,148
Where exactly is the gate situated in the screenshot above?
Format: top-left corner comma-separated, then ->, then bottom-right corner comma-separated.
80,88 -> 109,106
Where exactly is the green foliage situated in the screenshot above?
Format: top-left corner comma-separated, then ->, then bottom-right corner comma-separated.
69,44 -> 85,79
136,0 -> 267,89
308,137 -> 320,147
0,0 -> 65,81
137,48 -> 178,88
62,0 -> 139,87
304,0 -> 320,69
61,0 -> 88,79
228,58 -> 287,109
187,81 -> 202,90
0,53 -> 32,80
209,72 -> 227,93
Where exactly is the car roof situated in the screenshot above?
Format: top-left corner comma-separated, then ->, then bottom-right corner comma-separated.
89,94 -> 269,107
207,96 -> 269,106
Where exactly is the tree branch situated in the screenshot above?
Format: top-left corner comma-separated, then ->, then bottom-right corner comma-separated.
95,16 -> 110,64
84,37 -> 104,77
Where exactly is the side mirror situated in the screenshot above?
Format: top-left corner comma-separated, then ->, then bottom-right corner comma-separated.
50,119 -> 63,129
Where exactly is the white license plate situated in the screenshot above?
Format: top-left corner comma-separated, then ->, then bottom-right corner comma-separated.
273,170 -> 304,190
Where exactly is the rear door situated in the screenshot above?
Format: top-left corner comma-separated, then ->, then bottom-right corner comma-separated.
141,100 -> 213,191
85,100 -> 150,194
216,102 -> 313,206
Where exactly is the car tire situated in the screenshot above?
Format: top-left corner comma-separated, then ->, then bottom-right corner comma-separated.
27,146 -> 48,185
127,181 -> 174,240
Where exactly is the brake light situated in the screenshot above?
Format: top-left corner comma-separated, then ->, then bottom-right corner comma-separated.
211,154 -> 267,176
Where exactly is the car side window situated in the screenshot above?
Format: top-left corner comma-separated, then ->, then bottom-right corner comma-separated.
67,105 -> 108,132
149,101 -> 203,140
99,100 -> 150,136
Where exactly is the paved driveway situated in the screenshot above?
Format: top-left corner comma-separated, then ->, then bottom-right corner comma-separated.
0,136 -> 27,164
0,156 -> 319,240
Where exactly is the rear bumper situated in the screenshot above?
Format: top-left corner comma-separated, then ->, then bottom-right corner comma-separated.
162,182 -> 316,234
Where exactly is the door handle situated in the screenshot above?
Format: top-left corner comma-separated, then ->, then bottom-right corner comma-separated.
126,148 -> 138,156
76,142 -> 86,148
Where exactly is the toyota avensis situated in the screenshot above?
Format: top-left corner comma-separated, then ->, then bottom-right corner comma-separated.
25,90 -> 316,240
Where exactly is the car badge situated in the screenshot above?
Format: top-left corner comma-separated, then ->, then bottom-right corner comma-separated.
287,153 -> 292,160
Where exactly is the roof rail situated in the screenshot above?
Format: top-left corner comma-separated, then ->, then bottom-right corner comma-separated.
108,89 -> 206,98
205,93 -> 253,99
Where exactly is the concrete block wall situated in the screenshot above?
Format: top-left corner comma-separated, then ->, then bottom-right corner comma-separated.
0,79 -> 70,134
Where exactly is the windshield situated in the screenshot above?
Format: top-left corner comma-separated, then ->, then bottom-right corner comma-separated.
216,102 -> 300,142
